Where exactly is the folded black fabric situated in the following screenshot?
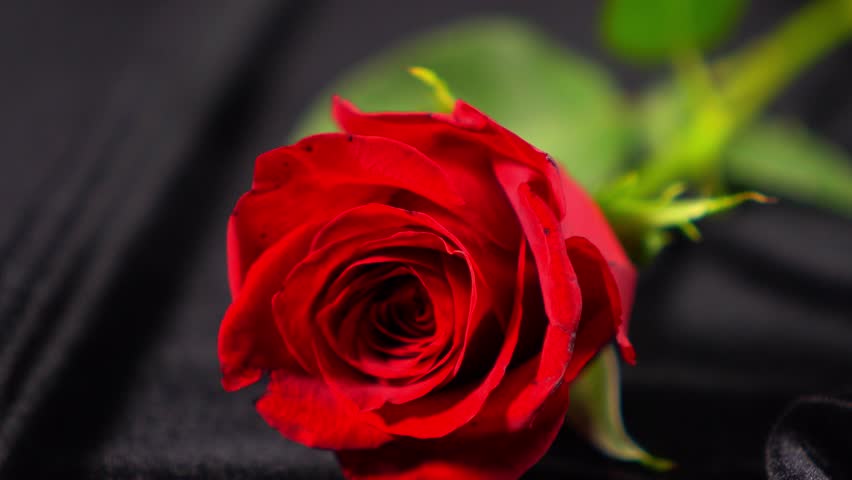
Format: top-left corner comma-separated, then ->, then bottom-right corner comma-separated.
0,0 -> 298,474
767,391 -> 852,480
1,1 -> 850,479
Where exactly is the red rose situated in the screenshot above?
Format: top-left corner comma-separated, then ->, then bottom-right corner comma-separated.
218,97 -> 636,479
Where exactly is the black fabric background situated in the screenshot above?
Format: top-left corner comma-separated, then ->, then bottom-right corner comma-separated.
0,1 -> 850,479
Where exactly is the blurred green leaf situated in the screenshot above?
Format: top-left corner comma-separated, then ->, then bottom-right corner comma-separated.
290,17 -> 632,191
601,0 -> 746,64
567,345 -> 675,471
725,120 -> 852,216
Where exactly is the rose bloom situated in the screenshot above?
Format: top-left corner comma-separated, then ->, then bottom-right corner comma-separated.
219,97 -> 636,479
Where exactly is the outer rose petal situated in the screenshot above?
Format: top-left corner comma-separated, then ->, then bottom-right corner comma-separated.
227,183 -> 373,297
257,370 -> 392,450
491,178 -> 582,427
332,97 -> 564,217
459,237 -> 628,437
228,133 -> 464,295
336,379 -> 572,480
558,174 -> 636,361
564,235 -> 633,372
333,97 -> 523,251
218,222 -> 317,391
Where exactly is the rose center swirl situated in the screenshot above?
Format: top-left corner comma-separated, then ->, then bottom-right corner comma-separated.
365,274 -> 435,356
320,261 -> 447,383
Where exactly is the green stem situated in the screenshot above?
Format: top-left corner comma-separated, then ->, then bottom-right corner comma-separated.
631,0 -> 852,198
724,0 -> 852,123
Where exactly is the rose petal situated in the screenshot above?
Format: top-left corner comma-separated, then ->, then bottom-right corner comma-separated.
256,370 -> 392,450
333,97 -> 523,251
456,236 -> 629,437
332,97 -> 560,204
555,168 -> 636,360
564,236 -> 634,369
227,184 -> 376,297
336,377 -> 571,480
228,133 -> 464,294
485,177 -> 581,427
218,222 -> 318,391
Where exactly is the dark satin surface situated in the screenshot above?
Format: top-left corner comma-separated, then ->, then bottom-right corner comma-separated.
0,1 -> 850,479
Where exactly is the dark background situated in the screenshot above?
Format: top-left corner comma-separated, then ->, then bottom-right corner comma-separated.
0,1 -> 850,478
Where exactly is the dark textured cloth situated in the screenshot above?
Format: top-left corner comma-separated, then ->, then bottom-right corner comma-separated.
766,392 -> 852,480
0,1 -> 850,479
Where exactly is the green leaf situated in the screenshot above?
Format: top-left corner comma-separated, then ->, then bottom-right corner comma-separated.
601,0 -> 746,64
289,17 -> 632,192
725,120 -> 852,216
567,345 -> 675,471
